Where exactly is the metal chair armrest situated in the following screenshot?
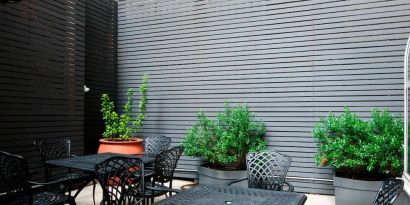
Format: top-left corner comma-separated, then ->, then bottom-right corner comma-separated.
145,185 -> 181,193
225,177 -> 247,186
29,172 -> 92,187
144,169 -> 156,179
34,160 -> 44,166
29,171 -> 39,178
283,181 -> 294,192
29,178 -> 71,187
28,178 -> 74,193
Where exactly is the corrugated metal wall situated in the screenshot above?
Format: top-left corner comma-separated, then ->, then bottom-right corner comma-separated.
117,0 -> 410,194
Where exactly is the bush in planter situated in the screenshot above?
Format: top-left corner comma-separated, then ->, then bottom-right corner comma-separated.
100,73 -> 148,140
182,103 -> 266,170
313,107 -> 403,179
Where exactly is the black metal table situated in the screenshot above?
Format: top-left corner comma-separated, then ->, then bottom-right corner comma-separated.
45,153 -> 155,204
46,153 -> 155,172
155,184 -> 307,205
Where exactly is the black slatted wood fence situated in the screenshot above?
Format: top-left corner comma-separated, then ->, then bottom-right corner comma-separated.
0,0 -> 117,180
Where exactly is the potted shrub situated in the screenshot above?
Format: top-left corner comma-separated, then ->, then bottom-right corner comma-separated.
97,74 -> 148,155
313,107 -> 403,205
182,103 -> 266,185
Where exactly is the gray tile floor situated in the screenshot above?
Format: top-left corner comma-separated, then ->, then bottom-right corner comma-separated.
75,180 -> 335,205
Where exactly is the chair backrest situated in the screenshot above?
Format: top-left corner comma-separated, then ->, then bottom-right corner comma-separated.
34,138 -> 71,161
372,179 -> 404,205
154,146 -> 184,184
0,151 -> 32,204
246,151 -> 291,191
94,157 -> 145,205
144,136 -> 171,158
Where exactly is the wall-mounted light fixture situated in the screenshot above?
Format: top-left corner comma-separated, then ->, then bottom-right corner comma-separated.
84,85 -> 90,93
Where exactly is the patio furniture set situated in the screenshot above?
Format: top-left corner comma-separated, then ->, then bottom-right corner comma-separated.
0,136 -> 404,205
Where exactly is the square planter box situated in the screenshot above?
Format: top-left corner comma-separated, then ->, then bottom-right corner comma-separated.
334,175 -> 382,205
198,165 -> 247,187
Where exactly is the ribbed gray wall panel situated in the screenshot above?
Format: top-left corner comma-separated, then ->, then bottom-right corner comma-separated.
117,0 -> 410,194
0,0 -> 85,178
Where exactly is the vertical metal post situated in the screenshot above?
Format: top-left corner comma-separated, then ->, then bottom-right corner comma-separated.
404,35 -> 410,177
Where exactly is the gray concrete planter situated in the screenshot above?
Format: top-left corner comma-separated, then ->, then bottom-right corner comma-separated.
334,175 -> 383,205
198,164 -> 247,187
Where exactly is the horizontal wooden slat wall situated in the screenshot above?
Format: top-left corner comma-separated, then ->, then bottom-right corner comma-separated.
117,0 -> 410,194
0,0 -> 85,179
84,0 -> 118,154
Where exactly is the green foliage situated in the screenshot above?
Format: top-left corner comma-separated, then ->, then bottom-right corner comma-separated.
101,73 -> 148,139
133,74 -> 148,132
182,103 -> 266,170
313,107 -> 403,178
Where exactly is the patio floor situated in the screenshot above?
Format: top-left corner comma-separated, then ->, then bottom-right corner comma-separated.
75,179 -> 335,205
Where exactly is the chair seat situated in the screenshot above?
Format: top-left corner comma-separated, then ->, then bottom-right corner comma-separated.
7,192 -> 74,205
33,192 -> 74,205
144,183 -> 169,197
48,173 -> 93,194
51,172 -> 91,183
144,169 -> 155,178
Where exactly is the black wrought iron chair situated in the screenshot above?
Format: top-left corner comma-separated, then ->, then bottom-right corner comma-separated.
143,136 -> 172,180
0,151 -> 75,205
372,178 -> 404,205
144,146 -> 184,204
227,151 -> 294,192
143,136 -> 171,158
34,138 -> 96,201
94,157 -> 145,205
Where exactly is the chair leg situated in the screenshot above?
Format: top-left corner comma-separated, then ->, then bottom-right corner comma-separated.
73,180 -> 90,199
144,197 -> 150,205
68,185 -> 72,197
151,180 -> 155,204
169,180 -> 173,197
69,198 -> 76,205
162,182 -> 168,198
92,180 -> 96,205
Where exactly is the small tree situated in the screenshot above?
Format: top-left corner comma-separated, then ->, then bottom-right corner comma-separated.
313,107 -> 403,179
100,73 -> 148,140
183,103 -> 266,170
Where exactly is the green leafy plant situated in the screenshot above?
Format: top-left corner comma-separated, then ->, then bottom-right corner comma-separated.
100,73 -> 148,140
313,107 -> 403,179
183,103 -> 266,170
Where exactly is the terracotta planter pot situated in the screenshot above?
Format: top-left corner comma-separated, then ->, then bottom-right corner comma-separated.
97,138 -> 144,155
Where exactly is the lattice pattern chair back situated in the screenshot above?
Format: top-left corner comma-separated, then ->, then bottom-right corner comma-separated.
34,138 -> 71,161
0,151 -> 32,204
95,157 -> 145,205
246,151 -> 291,191
144,136 -> 171,158
372,179 -> 404,205
154,146 -> 184,184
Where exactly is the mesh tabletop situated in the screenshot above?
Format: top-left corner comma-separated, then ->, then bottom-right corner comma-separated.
46,153 -> 155,172
155,184 -> 307,205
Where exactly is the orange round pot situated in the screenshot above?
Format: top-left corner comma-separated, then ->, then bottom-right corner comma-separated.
97,138 -> 144,155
